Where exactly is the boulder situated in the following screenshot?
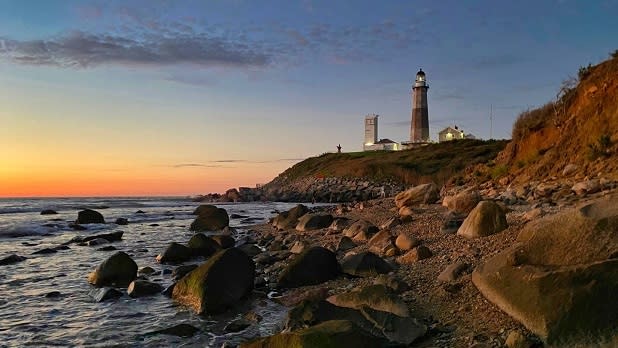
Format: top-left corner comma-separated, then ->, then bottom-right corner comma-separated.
457,201 -> 507,239
441,212 -> 466,234
88,287 -> 123,302
173,264 -> 198,280
76,209 -> 105,224
127,280 -> 163,297
156,242 -> 192,264
380,217 -> 400,230
367,230 -> 393,251
211,235 -> 235,249
327,284 -> 409,317
373,274 -> 410,293
290,241 -> 309,254
277,247 -> 340,288
396,246 -> 432,264
0,254 -> 26,266
329,217 -> 352,231
146,323 -> 200,338
336,236 -> 356,252
187,233 -> 221,258
442,188 -> 481,214
172,248 -> 255,314
341,252 -> 393,277
88,251 -> 138,287
562,164 -> 579,177
241,320 -> 386,348
237,243 -> 262,257
394,183 -> 439,208
571,179 -> 601,196
437,262 -> 468,282
272,204 -> 309,230
284,300 -> 425,346
472,195 -> 618,344
190,205 -> 229,231
295,214 -> 334,231
87,238 -> 109,246
342,220 -> 379,238
115,218 -> 129,225
395,234 -> 420,251
138,266 -> 157,275
40,209 -> 58,215
79,231 -> 123,244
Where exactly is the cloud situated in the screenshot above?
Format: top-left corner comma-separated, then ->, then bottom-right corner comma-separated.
172,163 -> 224,168
0,30 -> 272,69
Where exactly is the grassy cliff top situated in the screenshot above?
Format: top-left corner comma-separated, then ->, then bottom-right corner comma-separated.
269,139 -> 508,187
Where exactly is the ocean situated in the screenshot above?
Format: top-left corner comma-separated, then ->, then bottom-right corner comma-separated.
0,197 -> 308,347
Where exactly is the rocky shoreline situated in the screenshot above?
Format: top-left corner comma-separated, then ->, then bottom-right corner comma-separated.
5,176 -> 616,347
193,177 -> 406,203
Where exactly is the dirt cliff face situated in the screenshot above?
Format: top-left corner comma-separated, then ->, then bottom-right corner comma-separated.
501,55 -> 618,182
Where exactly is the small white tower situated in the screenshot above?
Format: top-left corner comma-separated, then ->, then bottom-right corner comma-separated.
363,114 -> 378,150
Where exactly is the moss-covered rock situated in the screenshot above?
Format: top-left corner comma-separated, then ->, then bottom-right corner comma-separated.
172,247 -> 255,314
277,247 -> 340,288
190,205 -> 229,231
88,251 -> 137,287
240,320 -> 387,348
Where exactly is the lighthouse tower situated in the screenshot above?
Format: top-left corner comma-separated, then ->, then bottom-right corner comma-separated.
410,69 -> 429,142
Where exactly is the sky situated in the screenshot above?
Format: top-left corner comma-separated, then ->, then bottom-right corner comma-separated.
0,0 -> 617,197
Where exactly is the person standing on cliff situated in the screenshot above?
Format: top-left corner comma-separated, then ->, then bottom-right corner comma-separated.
337,144 -> 342,153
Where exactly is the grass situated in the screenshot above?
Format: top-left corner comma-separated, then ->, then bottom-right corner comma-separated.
512,102 -> 555,142
271,139 -> 508,186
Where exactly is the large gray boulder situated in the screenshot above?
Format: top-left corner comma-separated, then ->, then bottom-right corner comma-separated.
88,251 -> 137,287
296,214 -> 334,231
172,247 -> 255,314
277,247 -> 340,288
190,205 -> 229,231
394,183 -> 439,208
472,195 -> 618,344
457,201 -> 507,238
76,209 -> 105,224
272,204 -> 309,230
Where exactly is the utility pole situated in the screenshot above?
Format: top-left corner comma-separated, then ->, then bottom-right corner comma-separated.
490,104 -> 494,140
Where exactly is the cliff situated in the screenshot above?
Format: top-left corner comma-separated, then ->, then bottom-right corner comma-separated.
495,53 -> 618,183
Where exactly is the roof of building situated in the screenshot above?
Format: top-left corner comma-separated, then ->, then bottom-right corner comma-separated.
439,126 -> 465,135
416,68 -> 425,76
376,138 -> 397,144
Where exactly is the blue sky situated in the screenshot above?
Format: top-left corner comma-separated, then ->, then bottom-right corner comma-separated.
0,0 -> 617,195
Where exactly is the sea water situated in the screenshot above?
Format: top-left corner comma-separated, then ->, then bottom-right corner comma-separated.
0,197 -> 305,347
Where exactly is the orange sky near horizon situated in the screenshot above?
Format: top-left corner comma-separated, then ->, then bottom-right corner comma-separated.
0,164 -> 280,197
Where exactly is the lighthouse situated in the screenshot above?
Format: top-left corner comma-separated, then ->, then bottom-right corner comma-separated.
410,69 -> 429,142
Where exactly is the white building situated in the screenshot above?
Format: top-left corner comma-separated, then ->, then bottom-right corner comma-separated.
438,125 -> 476,142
